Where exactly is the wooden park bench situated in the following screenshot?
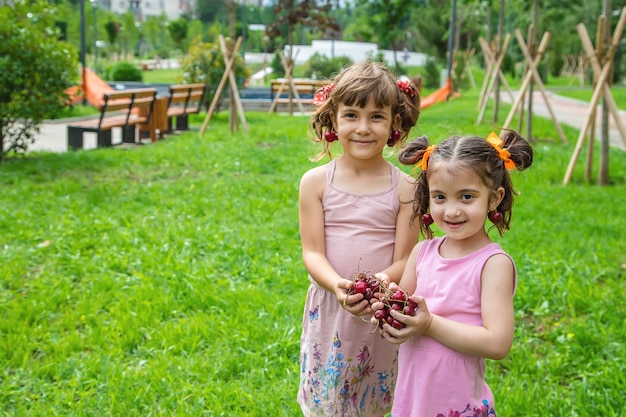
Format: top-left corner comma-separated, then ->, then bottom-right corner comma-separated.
67,88 -> 157,150
269,78 -> 327,112
166,83 -> 206,132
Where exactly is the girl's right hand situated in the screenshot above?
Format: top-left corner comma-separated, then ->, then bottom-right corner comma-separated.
370,273 -> 391,303
379,295 -> 433,344
336,278 -> 371,316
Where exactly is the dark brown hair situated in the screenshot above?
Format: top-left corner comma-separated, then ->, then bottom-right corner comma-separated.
309,61 -> 421,161
398,130 -> 534,238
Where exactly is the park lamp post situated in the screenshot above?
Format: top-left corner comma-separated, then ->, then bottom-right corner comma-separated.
80,0 -> 87,105
90,0 -> 98,74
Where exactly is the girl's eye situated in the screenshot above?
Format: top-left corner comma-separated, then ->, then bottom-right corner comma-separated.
431,194 -> 444,201
461,194 -> 473,201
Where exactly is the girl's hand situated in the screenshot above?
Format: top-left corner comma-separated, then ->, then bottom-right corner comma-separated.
335,278 -> 371,316
373,272 -> 391,286
369,272 -> 391,304
370,299 -> 385,326
379,295 -> 433,344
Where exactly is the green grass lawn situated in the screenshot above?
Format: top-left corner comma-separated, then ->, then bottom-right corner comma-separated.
141,68 -> 184,85
1,89 -> 625,415
552,84 -> 626,104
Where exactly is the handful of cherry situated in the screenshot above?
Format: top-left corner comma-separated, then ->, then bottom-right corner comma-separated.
349,272 -> 381,301
348,272 -> 417,330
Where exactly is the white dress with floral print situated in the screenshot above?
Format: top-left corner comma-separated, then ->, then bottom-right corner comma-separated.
297,160 -> 401,417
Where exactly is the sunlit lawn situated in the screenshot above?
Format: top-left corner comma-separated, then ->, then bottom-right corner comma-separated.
1,86 -> 625,415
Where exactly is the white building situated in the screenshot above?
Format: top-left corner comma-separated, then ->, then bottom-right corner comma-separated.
97,0 -> 195,21
285,40 -> 428,67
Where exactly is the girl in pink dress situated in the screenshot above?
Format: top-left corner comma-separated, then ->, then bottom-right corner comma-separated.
374,131 -> 533,416
297,62 -> 420,416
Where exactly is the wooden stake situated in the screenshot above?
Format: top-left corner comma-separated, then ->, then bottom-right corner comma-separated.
563,6 -> 626,185
499,31 -> 567,144
510,29 -> 568,143
200,36 -> 243,136
219,35 -> 248,134
476,34 -> 513,124
268,50 -> 305,114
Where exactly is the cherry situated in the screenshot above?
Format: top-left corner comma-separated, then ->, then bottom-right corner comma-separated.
403,304 -> 416,316
364,288 -> 373,300
374,309 -> 388,321
391,319 -> 405,330
391,302 -> 403,311
392,290 -> 407,302
488,211 -> 503,223
353,280 -> 368,294
324,130 -> 338,142
346,268 -> 418,331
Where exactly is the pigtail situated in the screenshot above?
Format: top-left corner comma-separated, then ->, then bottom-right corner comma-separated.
500,129 -> 534,171
491,130 -> 533,236
308,82 -> 335,161
398,135 -> 434,239
396,83 -> 421,146
398,135 -> 429,166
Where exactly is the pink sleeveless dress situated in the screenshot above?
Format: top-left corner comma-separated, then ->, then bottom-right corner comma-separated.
392,237 -> 517,417
298,159 -> 402,417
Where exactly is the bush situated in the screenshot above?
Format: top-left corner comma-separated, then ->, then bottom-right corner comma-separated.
108,61 -> 143,82
271,53 -> 286,79
178,36 -> 250,110
0,0 -> 78,160
452,50 -> 471,91
423,57 -> 440,89
301,53 -> 352,80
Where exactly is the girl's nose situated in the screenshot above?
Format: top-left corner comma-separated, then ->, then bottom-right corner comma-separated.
445,204 -> 461,217
355,119 -> 371,134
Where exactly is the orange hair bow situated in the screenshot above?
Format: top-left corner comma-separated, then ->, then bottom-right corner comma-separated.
412,145 -> 436,174
486,132 -> 515,170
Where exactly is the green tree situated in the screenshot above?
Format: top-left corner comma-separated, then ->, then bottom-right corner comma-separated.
168,18 -> 189,53
142,14 -> 172,57
104,20 -> 120,47
0,0 -> 78,160
408,0 -> 451,60
265,0 -> 339,59
196,0 -> 226,24
118,11 -> 140,59
348,0 -> 424,70
104,19 -> 121,59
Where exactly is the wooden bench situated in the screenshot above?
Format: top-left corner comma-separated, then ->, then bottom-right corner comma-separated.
166,83 -> 206,132
269,78 -> 327,112
67,88 -> 157,150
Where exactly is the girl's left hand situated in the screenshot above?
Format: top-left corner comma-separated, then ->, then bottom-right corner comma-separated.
379,295 -> 433,344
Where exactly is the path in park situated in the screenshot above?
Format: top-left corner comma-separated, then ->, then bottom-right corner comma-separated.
498,90 -> 626,151
25,91 -> 626,154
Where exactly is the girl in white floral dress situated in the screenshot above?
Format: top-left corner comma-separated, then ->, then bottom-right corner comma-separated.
297,61 -> 420,416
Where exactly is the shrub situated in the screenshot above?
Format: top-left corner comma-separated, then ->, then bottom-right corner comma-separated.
178,36 -> 250,110
109,61 -> 143,82
452,50 -> 471,91
0,0 -> 78,160
271,52 -> 286,79
423,57 -> 440,89
301,53 -> 352,80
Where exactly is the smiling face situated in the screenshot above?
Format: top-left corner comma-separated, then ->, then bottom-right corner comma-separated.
334,97 -> 397,162
427,162 -> 504,247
